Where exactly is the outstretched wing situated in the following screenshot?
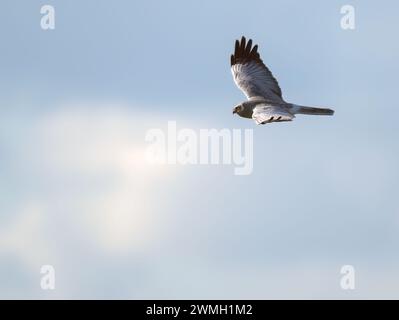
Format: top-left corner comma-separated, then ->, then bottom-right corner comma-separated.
231,37 -> 284,102
252,105 -> 294,125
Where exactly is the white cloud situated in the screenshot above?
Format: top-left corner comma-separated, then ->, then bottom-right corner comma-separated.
2,104 -> 173,261
0,201 -> 49,269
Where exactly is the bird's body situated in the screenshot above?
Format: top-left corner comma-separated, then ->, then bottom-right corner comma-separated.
231,37 -> 334,125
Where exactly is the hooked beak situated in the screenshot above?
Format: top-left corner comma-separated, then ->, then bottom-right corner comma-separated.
232,109 -> 237,114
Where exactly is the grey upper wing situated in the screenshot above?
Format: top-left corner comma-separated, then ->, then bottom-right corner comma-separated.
231,37 -> 284,103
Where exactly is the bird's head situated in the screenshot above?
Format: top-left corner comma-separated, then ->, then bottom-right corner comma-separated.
232,104 -> 243,115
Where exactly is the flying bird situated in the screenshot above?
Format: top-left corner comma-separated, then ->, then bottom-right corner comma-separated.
231,37 -> 334,125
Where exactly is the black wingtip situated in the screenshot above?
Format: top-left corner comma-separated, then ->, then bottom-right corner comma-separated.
231,36 -> 262,66
245,39 -> 252,56
235,40 -> 239,51
250,44 -> 258,55
239,37 -> 246,55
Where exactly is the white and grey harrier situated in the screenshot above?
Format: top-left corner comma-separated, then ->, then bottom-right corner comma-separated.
231,37 -> 334,125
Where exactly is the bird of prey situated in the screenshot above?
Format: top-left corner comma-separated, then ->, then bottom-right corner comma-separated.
231,37 -> 334,125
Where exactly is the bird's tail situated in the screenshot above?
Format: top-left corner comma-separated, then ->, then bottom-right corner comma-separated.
290,104 -> 335,116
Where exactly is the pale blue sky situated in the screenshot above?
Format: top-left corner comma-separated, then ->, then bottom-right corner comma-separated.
1,0 -> 399,299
